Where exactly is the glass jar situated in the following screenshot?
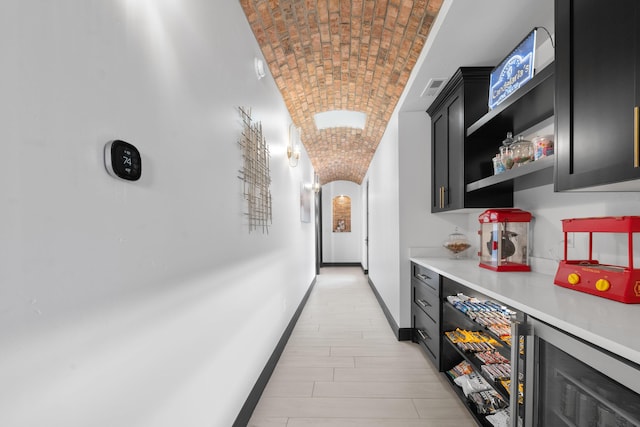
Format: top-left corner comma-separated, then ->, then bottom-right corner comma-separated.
493,153 -> 506,175
511,135 -> 534,167
443,229 -> 471,259
500,145 -> 514,170
499,132 -> 515,170
532,135 -> 554,160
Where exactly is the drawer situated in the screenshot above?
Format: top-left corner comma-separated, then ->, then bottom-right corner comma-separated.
413,279 -> 439,323
412,263 -> 439,293
413,304 -> 440,363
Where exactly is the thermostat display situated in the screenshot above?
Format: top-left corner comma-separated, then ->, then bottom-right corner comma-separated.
104,140 -> 141,181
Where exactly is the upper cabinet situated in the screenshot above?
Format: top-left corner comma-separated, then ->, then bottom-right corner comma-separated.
427,67 -> 513,213
466,62 -> 555,192
555,0 -> 640,191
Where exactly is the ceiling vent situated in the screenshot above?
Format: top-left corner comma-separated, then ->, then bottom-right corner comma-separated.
420,78 -> 447,97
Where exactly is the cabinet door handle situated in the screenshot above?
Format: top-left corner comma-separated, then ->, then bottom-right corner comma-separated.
417,329 -> 431,341
635,106 -> 639,168
440,186 -> 445,208
417,299 -> 431,308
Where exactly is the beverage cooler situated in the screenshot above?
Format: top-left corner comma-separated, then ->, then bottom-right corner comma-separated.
524,318 -> 640,427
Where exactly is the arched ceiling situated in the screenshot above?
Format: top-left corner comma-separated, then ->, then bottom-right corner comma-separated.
240,0 -> 443,184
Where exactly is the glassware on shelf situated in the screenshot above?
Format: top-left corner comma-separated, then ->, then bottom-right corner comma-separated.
493,154 -> 506,175
499,132 -> 515,170
511,135 -> 534,167
532,135 -> 554,160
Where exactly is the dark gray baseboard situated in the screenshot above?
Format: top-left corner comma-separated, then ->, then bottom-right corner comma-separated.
321,262 -> 368,274
368,276 -> 412,341
321,262 -> 362,267
233,277 -> 317,427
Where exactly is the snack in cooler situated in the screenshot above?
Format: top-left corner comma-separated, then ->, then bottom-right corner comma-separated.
469,389 -> 509,414
476,351 -> 510,365
454,372 -> 493,397
446,360 -> 474,379
481,363 -> 512,381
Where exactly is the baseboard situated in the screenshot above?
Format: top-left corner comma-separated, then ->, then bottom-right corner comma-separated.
321,262 -> 362,267
367,277 -> 412,341
233,276 -> 317,427
320,262 -> 367,274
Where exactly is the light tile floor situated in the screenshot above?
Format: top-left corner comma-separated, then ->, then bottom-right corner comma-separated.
248,267 -> 477,427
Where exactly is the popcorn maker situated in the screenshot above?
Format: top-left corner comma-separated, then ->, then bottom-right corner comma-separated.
553,216 -> 640,304
478,209 -> 532,272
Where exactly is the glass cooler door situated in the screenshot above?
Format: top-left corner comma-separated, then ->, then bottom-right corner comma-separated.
532,319 -> 640,427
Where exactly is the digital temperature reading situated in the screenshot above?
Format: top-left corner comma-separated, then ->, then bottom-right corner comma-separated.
104,140 -> 142,181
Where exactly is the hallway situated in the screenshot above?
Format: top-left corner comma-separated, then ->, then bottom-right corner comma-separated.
248,267 -> 476,427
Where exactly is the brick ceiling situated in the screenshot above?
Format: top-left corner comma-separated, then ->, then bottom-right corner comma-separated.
240,0 -> 443,184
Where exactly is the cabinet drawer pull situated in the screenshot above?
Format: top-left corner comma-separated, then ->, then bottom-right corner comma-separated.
416,273 -> 432,281
417,329 -> 431,341
417,299 -> 431,308
635,106 -> 639,168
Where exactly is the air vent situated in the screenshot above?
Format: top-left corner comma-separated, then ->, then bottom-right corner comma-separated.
420,78 -> 447,97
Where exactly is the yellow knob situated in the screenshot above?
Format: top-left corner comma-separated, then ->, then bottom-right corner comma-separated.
568,273 -> 580,285
596,279 -> 611,292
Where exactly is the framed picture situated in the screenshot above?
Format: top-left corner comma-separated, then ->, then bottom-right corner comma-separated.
332,195 -> 351,232
300,182 -> 311,223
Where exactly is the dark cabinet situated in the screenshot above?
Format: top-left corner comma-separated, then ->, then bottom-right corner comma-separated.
555,0 -> 640,191
427,67 -> 512,212
466,63 -> 556,193
411,263 -> 441,368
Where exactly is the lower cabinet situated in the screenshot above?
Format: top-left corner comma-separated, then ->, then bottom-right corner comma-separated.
531,317 -> 640,427
411,263 -> 441,369
410,262 -> 640,427
411,263 -> 523,426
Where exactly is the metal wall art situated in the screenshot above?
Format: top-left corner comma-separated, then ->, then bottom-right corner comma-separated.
237,107 -> 272,234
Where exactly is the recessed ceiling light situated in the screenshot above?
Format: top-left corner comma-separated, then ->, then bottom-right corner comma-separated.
314,110 -> 366,130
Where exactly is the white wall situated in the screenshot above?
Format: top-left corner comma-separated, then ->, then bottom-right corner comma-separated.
0,2 -> 316,427
321,181 -> 362,263
361,179 -> 369,271
513,184 -> 640,273
397,111 -> 469,326
365,0 -> 559,330
364,115 -> 401,324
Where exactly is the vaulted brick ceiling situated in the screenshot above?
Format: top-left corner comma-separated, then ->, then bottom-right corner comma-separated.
240,0 -> 443,184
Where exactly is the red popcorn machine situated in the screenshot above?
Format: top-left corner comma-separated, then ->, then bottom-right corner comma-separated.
554,216 -> 640,304
478,209 -> 532,272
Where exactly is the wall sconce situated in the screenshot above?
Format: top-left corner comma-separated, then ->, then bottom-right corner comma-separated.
254,57 -> 266,80
287,123 -> 301,167
312,173 -> 321,193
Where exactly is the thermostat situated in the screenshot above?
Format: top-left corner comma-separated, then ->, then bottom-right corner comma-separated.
104,139 -> 141,181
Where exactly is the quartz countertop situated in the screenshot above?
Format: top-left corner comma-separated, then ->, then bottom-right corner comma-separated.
410,257 -> 640,366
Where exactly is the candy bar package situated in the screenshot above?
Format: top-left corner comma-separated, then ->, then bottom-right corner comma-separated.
468,389 -> 508,414
454,372 -> 493,397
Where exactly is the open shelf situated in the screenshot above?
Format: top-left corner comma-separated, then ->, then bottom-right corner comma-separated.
466,155 -> 555,192
467,62 -> 555,137
442,372 -> 493,427
444,336 -> 511,403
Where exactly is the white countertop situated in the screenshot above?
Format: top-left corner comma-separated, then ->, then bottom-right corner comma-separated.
410,257 -> 640,366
